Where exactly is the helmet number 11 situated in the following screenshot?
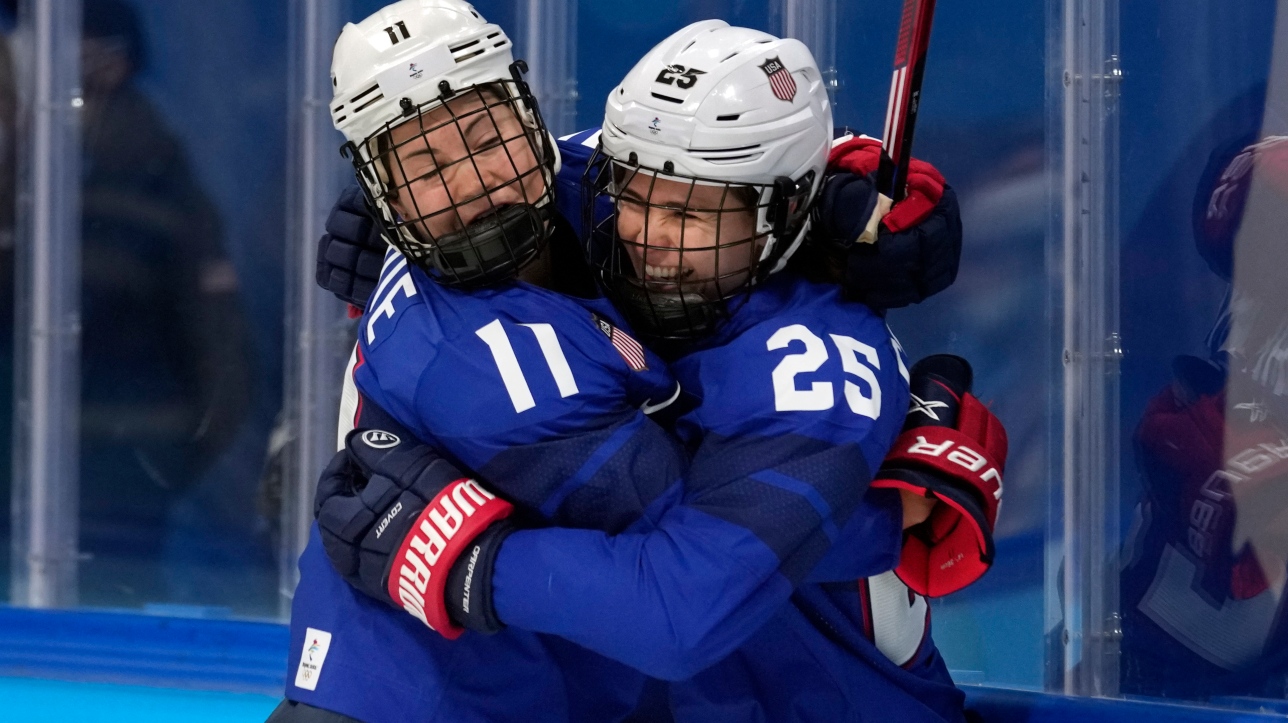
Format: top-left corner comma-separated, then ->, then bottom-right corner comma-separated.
768,324 -> 881,418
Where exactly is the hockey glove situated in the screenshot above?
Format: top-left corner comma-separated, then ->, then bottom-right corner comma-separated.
315,408 -> 514,638
316,184 -> 389,310
827,135 -> 946,233
871,355 -> 1007,597
812,135 -> 961,310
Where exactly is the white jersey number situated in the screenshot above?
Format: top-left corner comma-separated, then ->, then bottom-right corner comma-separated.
476,320 -> 580,413
767,324 -> 882,417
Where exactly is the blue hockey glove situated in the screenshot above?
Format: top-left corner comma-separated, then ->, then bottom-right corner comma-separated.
315,184 -> 389,309
810,137 -> 962,310
315,402 -> 514,638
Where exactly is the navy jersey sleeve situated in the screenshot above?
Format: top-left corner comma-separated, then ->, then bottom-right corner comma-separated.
554,128 -> 603,239
805,487 -> 902,582
491,294 -> 911,679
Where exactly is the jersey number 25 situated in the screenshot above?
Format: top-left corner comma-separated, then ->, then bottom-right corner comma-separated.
768,324 -> 883,418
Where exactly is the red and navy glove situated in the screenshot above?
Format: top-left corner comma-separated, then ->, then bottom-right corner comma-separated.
828,135 -> 947,233
871,355 -> 1008,597
316,184 -> 390,311
811,135 -> 962,310
315,403 -> 515,638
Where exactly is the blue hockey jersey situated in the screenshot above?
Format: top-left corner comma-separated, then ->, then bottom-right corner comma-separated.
285,131 -> 960,722
491,273 -> 964,721
287,220 -> 697,721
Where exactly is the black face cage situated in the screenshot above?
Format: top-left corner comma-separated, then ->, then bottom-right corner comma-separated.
341,61 -> 558,288
582,146 -> 814,344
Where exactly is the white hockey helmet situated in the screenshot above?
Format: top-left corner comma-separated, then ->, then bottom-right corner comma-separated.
587,20 -> 832,341
331,0 -> 560,286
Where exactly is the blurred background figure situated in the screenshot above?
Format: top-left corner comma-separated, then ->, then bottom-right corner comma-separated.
75,0 -> 255,608
0,0 -> 257,609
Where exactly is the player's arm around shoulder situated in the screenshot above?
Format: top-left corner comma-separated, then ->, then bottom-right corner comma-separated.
553,127 -> 603,236
485,304 -> 911,679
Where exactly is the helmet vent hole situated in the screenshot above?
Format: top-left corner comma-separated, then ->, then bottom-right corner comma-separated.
353,93 -> 385,113
716,113 -> 740,121
720,51 -> 740,62
350,84 -> 380,104
682,40 -> 696,52
690,143 -> 760,152
650,92 -> 683,104
450,38 -> 488,62
702,153 -> 761,164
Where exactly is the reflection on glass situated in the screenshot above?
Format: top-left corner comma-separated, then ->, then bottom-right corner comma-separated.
1110,0 -> 1288,703
1122,128 -> 1288,702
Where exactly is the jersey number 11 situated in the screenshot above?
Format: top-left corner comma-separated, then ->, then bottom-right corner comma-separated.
477,319 -> 580,413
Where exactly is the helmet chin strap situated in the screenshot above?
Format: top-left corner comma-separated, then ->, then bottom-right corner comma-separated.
547,130 -> 562,175
423,202 -> 552,287
607,275 -> 724,343
754,172 -> 815,281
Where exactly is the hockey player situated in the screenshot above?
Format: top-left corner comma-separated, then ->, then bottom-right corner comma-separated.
379,23 -> 997,720
271,7 -> 999,721
272,6 -> 912,721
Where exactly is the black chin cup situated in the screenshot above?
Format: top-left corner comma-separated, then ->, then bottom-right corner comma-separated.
426,203 -> 550,287
606,276 -> 723,344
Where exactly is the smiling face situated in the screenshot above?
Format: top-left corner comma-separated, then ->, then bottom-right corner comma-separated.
613,165 -> 764,299
375,85 -> 548,242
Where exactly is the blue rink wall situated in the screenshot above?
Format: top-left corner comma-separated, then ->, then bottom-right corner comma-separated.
0,679 -> 278,723
2,606 -> 1287,723
0,0 -> 1285,720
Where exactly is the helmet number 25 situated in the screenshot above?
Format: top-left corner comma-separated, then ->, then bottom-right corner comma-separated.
654,64 -> 706,90
768,324 -> 881,418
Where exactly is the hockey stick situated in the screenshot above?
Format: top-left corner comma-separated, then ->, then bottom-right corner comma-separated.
857,0 -> 938,243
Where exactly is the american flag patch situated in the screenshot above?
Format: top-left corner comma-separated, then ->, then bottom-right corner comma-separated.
760,57 -> 797,103
593,314 -> 648,372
